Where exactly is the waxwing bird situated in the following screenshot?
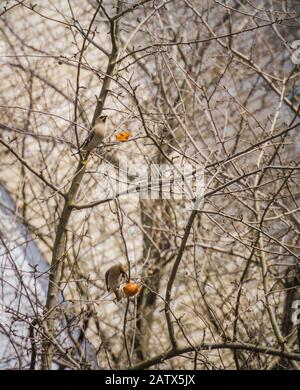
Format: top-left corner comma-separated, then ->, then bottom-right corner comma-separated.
105,263 -> 128,302
80,115 -> 107,152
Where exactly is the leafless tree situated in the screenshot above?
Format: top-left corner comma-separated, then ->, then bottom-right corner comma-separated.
0,0 -> 300,370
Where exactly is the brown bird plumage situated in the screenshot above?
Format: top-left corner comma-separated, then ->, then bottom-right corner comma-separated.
105,263 -> 128,302
81,115 -> 107,152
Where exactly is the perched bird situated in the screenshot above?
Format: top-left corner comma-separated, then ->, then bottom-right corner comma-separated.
105,263 -> 128,302
80,115 -> 108,153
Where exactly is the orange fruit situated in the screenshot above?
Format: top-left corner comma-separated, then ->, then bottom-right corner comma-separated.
116,131 -> 131,142
123,282 -> 140,297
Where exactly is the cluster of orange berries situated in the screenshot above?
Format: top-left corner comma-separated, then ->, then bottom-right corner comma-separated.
123,282 -> 140,297
115,130 -> 131,142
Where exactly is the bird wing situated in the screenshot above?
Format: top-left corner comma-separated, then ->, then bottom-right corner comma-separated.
105,269 -> 110,291
80,130 -> 95,149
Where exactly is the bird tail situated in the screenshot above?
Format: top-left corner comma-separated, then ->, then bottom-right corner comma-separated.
114,289 -> 121,302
